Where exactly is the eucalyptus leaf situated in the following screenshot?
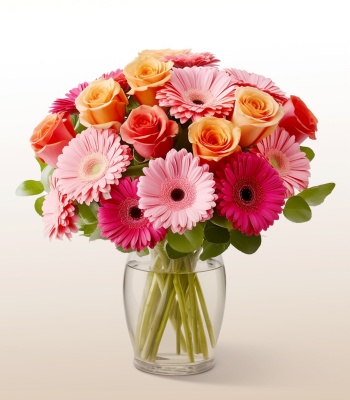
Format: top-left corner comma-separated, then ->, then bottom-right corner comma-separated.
283,196 -> 312,222
34,195 -> 45,216
200,240 -> 230,261
298,183 -> 335,206
35,157 -> 47,171
204,221 -> 230,244
41,165 -> 55,193
167,224 -> 204,253
300,146 -> 315,161
77,202 -> 98,223
78,222 -> 98,236
165,243 -> 191,259
16,180 -> 44,196
230,230 -> 261,254
211,213 -> 233,230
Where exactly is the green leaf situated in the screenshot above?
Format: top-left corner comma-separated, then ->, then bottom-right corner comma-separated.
283,196 -> 312,222
126,96 -> 140,115
117,246 -> 134,253
70,113 -> 79,128
16,180 -> 44,196
137,247 -> 150,257
298,183 -> 336,206
200,240 -> 230,261
36,157 -> 47,171
41,165 -> 55,193
89,227 -> 104,241
133,149 -> 146,163
204,221 -> 230,244
122,162 -> 148,177
77,202 -> 98,223
230,230 -> 261,254
165,243 -> 191,259
79,222 -> 98,236
300,146 -> 315,161
211,213 -> 233,230
167,224 -> 204,253
34,195 -> 45,216
70,114 -> 87,134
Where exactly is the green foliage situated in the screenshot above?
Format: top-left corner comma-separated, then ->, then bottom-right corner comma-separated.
210,213 -> 233,230
283,196 -> 312,223
126,96 -> 140,115
70,114 -> 87,134
200,240 -> 230,261
77,202 -> 99,237
167,223 -> 204,253
122,162 -> 148,177
16,180 -> 44,196
204,221 -> 230,244
35,157 -> 47,171
34,195 -> 45,216
137,247 -> 150,257
300,146 -> 315,161
230,230 -> 261,254
41,165 -> 55,193
298,183 -> 335,206
165,243 -> 191,259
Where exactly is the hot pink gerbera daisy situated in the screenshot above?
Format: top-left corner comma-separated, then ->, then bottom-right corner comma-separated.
137,149 -> 217,234
225,68 -> 288,104
98,177 -> 167,252
156,67 -> 236,123
50,82 -> 89,114
55,127 -> 132,205
251,127 -> 310,198
42,175 -> 78,240
215,152 -> 285,236
160,52 -> 220,68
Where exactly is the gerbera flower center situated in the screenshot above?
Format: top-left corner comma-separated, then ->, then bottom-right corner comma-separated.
160,177 -> 196,210
171,188 -> 185,201
233,178 -> 264,211
119,198 -> 147,228
240,186 -> 253,202
78,152 -> 109,181
185,89 -> 213,106
129,206 -> 143,219
267,149 -> 290,177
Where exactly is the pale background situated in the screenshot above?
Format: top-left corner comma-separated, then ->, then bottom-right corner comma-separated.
0,1 -> 349,399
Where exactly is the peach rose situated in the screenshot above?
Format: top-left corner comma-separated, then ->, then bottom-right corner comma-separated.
75,78 -> 128,130
232,87 -> 284,148
188,117 -> 241,163
123,56 -> 173,106
30,113 -> 76,168
120,105 -> 178,159
138,48 -> 191,59
279,95 -> 318,143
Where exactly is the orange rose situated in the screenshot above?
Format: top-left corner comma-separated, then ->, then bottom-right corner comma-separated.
232,87 -> 284,148
188,117 -> 241,163
75,78 -> 128,130
30,113 -> 76,168
138,48 -> 191,59
123,56 -> 173,106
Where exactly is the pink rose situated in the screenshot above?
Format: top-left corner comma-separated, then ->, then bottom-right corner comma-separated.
279,95 -> 318,143
30,113 -> 76,167
120,105 -> 178,159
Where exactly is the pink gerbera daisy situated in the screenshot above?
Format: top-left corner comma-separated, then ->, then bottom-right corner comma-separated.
156,67 -> 236,124
225,68 -> 288,104
160,52 -> 220,68
137,149 -> 217,234
42,175 -> 78,240
100,69 -> 129,91
215,152 -> 285,236
55,127 -> 132,205
251,127 -> 310,198
50,82 -> 89,114
98,177 -> 167,252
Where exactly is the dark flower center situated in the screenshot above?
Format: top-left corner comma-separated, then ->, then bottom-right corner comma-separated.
192,99 -> 204,105
240,186 -> 253,203
129,206 -> 143,219
171,188 -> 185,201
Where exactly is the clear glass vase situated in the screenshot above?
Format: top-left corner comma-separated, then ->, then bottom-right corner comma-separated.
123,246 -> 226,375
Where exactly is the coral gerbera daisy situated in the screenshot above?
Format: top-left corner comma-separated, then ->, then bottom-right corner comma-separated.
50,82 -> 89,114
160,52 -> 220,68
98,177 -> 167,252
42,175 -> 78,240
225,68 -> 288,105
215,152 -> 285,236
156,67 -> 236,124
55,127 -> 132,205
251,127 -> 311,198
137,149 -> 217,234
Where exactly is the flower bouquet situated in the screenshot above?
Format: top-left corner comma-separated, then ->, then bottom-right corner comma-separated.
17,48 -> 335,374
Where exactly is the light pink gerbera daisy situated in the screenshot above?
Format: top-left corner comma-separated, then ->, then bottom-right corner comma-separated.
225,68 -> 288,105
137,149 -> 217,234
42,175 -> 78,240
55,127 -> 132,205
160,52 -> 220,68
215,152 -> 285,236
156,67 -> 236,124
50,82 -> 89,114
98,177 -> 167,252
251,127 -> 310,198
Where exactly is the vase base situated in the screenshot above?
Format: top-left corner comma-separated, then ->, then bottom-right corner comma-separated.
133,356 -> 215,376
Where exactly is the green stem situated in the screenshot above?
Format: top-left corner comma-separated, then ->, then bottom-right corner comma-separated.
194,291 -> 209,359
